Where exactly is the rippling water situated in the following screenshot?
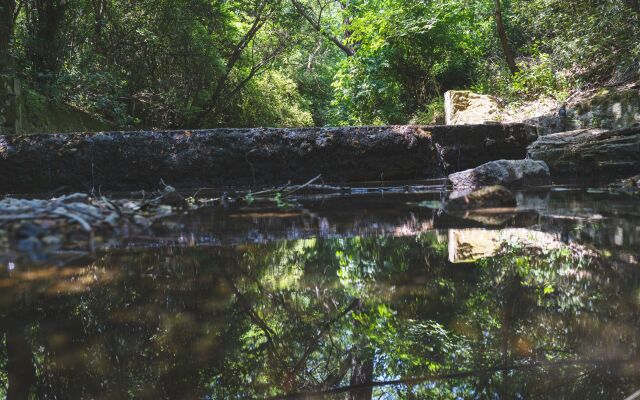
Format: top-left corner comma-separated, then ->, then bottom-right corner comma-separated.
1,185 -> 639,399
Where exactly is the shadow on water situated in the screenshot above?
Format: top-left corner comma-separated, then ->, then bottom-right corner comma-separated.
1,186 -> 640,399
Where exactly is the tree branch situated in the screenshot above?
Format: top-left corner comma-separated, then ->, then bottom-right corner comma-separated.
284,298 -> 360,388
270,358 -> 638,399
291,0 -> 354,56
194,1 -> 271,125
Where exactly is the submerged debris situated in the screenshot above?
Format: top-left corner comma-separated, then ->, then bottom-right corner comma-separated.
0,176 -> 342,262
0,187 -> 182,263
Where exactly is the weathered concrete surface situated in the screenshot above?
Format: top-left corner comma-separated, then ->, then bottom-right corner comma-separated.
527,125 -> 640,179
0,124 -> 537,194
448,159 -> 551,191
432,124 -> 538,173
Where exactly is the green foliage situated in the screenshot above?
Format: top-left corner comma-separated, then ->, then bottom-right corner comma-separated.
475,51 -> 569,101
511,0 -> 640,85
225,70 -> 313,127
411,96 -> 446,124
3,0 -> 638,130
510,54 -> 568,99
328,0 -> 494,125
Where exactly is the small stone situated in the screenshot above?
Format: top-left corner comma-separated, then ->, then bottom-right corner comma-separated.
133,215 -> 151,227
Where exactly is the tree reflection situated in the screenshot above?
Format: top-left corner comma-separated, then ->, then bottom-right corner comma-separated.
1,233 -> 640,399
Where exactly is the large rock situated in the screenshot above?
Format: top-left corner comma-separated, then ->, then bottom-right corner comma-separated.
527,125 -> 640,178
444,90 -> 502,125
448,159 -> 551,191
0,124 -> 538,194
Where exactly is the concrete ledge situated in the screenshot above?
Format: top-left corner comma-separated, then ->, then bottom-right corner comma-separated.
0,124 -> 537,193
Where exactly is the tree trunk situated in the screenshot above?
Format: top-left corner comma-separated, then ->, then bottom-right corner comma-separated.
494,0 -> 518,75
0,0 -> 15,75
348,351 -> 374,400
194,1 -> 270,125
26,0 -> 68,93
291,0 -> 354,56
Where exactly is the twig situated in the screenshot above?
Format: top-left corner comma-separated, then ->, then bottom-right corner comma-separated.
249,181 -> 292,198
0,214 -> 64,221
282,175 -> 322,198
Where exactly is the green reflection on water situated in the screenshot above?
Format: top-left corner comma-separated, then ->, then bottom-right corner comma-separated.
1,232 -> 640,399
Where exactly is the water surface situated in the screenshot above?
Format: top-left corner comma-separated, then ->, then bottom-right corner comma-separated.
1,186 -> 640,399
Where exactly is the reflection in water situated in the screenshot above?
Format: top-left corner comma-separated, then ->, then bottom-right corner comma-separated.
1,189 -> 640,399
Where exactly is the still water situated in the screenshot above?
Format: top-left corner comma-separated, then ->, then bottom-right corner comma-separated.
1,186 -> 640,399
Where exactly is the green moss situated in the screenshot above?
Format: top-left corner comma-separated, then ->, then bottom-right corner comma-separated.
25,89 -> 47,115
22,88 -> 113,134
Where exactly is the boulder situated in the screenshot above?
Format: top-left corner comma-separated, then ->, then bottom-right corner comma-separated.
445,185 -> 516,211
448,159 -> 551,191
444,91 -> 502,125
527,125 -> 640,178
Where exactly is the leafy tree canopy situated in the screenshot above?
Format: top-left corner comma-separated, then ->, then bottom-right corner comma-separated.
1,0 -> 637,128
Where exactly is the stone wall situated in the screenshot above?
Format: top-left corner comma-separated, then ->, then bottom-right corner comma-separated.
569,87 -> 640,130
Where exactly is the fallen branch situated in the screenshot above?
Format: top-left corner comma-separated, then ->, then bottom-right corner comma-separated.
282,174 -> 322,198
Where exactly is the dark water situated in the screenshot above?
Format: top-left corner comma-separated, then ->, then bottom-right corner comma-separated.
1,186 -> 640,399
